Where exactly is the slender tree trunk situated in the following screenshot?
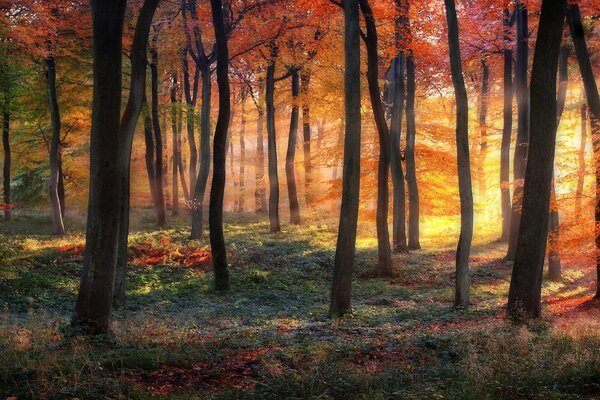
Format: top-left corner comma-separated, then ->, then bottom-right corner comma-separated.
576,104 -> 588,214
208,0 -> 230,291
191,65 -> 212,239
389,51 -> 408,253
332,118 -> 343,180
507,0 -> 529,260
548,44 -> 570,282
568,3 -> 600,299
266,55 -> 281,232
238,90 -> 246,212
182,53 -> 198,196
301,72 -> 313,209
255,78 -> 268,213
58,159 -> 65,217
406,52 -> 420,250
72,0 -> 127,333
113,0 -> 159,308
316,118 -> 325,150
171,73 -> 180,216
150,40 -> 167,226
330,0 -> 361,315
45,55 -> 66,236
286,69 -> 301,225
2,92 -> 10,221
500,3 -> 513,240
143,99 -> 158,208
507,0 -> 567,318
478,58 -> 490,196
444,0 -> 474,308
360,0 -> 392,276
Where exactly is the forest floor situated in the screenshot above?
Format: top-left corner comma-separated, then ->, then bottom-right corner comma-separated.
1,210 -> 599,399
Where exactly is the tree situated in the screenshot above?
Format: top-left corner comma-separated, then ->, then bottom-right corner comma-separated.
359,0 -> 392,276
507,0 -> 567,318
2,86 -> 9,222
208,0 -> 231,291
285,67 -> 301,225
72,0 -> 128,333
389,0 -> 408,253
330,0 -> 361,316
444,0 -> 473,308
500,0 -> 513,240
506,0 -> 529,260
567,2 -> 600,298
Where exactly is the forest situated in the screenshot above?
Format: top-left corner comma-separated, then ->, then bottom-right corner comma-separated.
1,0 -> 600,398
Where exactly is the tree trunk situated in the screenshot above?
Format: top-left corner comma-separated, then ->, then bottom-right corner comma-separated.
316,118 -> 325,150
332,118 -> 343,180
182,52 -> 198,197
477,58 -> 490,196
567,2 -> 600,299
444,0 -> 474,308
507,0 -> 529,260
500,3 -> 513,240
301,72 -> 313,209
286,69 -> 301,225
143,100 -> 158,209
406,53 -> 420,250
238,89 -> 246,212
548,44 -> 570,282
255,78 -> 268,213
45,55 -> 66,236
360,0 -> 392,277
330,0 -> 361,315
171,73 -> 180,216
150,39 -> 167,226
266,55 -> 281,232
389,52 -> 408,253
576,104 -> 587,214
191,64 -> 212,239
2,91 -> 10,221
113,0 -> 159,308
208,0 -> 231,291
507,0 -> 567,318
72,0 -> 127,334
58,158 -> 65,217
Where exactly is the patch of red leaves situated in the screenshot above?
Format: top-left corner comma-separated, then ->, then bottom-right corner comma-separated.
125,348 -> 270,394
349,346 -> 415,373
129,242 -> 169,266
57,243 -> 85,259
546,296 -> 600,317
173,247 -> 212,271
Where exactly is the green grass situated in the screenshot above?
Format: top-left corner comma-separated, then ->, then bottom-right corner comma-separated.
1,210 -> 599,399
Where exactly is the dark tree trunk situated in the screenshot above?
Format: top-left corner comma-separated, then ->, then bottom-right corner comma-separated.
567,2 -> 600,299
389,52 -> 408,253
507,0 -> 530,260
286,69 -> 301,225
150,39 -> 167,226
143,100 -> 158,208
548,44 -> 570,282
2,91 -> 10,221
58,158 -> 65,217
191,64 -> 212,239
576,104 -> 588,214
182,51 -> 198,197
208,0 -> 231,291
406,53 -> 420,250
171,73 -> 180,216
113,0 -> 159,308
266,54 -> 281,232
444,0 -> 474,308
500,3 -> 513,240
330,0 -> 361,315
72,0 -> 127,334
477,58 -> 490,196
360,0 -> 392,277
45,55 -> 66,236
238,90 -> 246,212
301,72 -> 313,209
255,78 -> 268,213
507,0 -> 567,318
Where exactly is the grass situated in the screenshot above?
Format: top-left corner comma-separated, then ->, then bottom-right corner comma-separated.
0,210 -> 599,399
